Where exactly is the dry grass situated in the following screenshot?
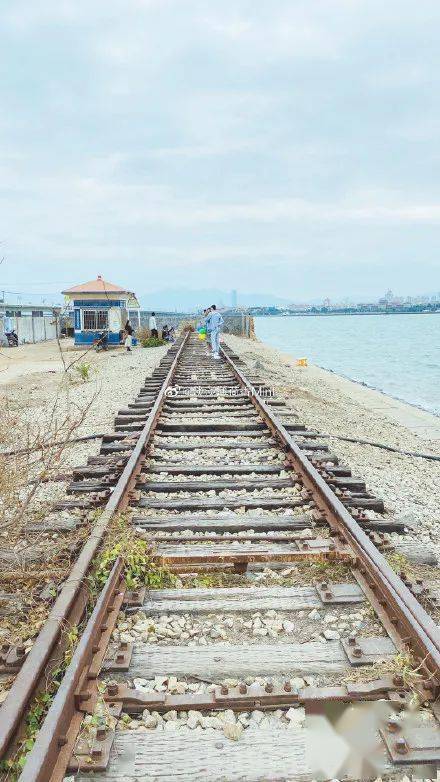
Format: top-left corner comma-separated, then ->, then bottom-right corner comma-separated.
0,387 -> 100,644
136,325 -> 150,343
344,649 -> 428,710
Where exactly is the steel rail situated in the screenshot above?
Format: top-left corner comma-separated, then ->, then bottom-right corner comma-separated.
221,346 -> 440,679
0,333 -> 189,762
19,559 -> 125,782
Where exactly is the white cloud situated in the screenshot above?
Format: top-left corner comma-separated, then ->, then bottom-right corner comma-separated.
1,0 -> 440,297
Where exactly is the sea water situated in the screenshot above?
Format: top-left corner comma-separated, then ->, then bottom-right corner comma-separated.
255,314 -> 440,416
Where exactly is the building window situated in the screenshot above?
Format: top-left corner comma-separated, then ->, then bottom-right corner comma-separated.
32,310 -> 43,318
82,309 -> 109,330
6,310 -> 21,317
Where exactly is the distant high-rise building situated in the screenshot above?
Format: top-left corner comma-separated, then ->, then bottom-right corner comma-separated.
231,289 -> 238,307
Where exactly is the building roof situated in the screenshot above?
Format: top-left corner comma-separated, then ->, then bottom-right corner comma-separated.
62,275 -> 134,296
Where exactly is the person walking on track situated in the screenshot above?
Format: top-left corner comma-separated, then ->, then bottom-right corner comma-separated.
206,304 -> 223,359
124,319 -> 134,352
149,312 -> 158,338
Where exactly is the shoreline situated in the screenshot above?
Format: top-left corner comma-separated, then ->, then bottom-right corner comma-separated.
233,334 -> 440,443
253,311 -> 440,317
315,362 -> 440,422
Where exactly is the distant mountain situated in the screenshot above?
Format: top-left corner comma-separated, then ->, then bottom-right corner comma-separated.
139,288 -> 292,311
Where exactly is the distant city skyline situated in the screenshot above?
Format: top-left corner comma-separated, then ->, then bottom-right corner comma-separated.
1,282 -> 439,311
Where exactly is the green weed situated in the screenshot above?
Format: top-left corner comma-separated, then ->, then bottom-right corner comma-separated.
75,362 -> 93,382
141,337 -> 166,348
90,517 -> 177,592
0,626 -> 79,779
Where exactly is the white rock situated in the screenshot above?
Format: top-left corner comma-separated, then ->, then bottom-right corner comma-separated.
164,720 -> 178,731
286,707 -> 306,726
167,676 -> 178,691
187,710 -> 204,729
154,676 -> 168,687
251,710 -> 265,724
134,678 -> 149,688
163,710 -> 178,721
205,716 -> 223,729
308,609 -> 320,620
324,629 -> 341,640
220,709 -> 236,724
143,715 -> 159,729
282,620 -> 295,633
223,722 -> 243,741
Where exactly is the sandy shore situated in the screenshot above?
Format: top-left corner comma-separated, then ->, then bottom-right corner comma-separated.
0,338 -> 168,486
224,334 -> 440,563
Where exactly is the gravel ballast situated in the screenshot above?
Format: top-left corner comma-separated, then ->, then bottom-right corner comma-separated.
224,334 -> 440,564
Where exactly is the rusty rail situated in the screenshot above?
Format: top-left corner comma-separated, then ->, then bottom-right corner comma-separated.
19,559 -> 125,782
2,334 -> 440,781
0,333 -> 189,762
221,345 -> 440,679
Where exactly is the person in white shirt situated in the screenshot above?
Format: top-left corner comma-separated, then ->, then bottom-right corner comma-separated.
205,305 -> 223,359
149,312 -> 158,338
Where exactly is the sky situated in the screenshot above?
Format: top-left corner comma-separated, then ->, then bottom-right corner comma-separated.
1,0 -> 440,305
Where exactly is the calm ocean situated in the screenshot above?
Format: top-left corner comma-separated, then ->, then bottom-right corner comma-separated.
255,314 -> 440,417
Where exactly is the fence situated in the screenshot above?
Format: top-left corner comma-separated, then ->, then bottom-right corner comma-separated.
0,316 -> 59,345
223,314 -> 254,337
139,313 -> 254,338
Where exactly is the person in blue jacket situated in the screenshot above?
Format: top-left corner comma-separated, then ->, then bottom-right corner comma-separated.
205,305 -> 223,359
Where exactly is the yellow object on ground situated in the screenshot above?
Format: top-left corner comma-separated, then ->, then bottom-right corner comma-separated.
296,357 -> 308,367
198,332 -> 207,340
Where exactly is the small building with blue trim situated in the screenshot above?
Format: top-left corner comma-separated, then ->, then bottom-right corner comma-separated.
62,276 -> 140,346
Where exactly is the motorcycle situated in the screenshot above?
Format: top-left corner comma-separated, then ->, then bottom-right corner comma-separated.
5,330 -> 18,347
93,331 -> 108,352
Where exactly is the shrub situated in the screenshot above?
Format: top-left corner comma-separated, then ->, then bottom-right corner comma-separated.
75,362 -> 92,382
135,326 -> 150,343
141,337 -> 166,348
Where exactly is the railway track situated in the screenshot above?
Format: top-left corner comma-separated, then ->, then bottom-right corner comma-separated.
1,332 -> 440,781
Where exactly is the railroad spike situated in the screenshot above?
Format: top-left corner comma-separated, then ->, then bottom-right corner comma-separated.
394,737 -> 409,755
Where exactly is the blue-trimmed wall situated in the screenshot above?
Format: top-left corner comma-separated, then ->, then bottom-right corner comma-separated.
74,330 -> 121,345
73,299 -> 125,308
71,298 -> 140,346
